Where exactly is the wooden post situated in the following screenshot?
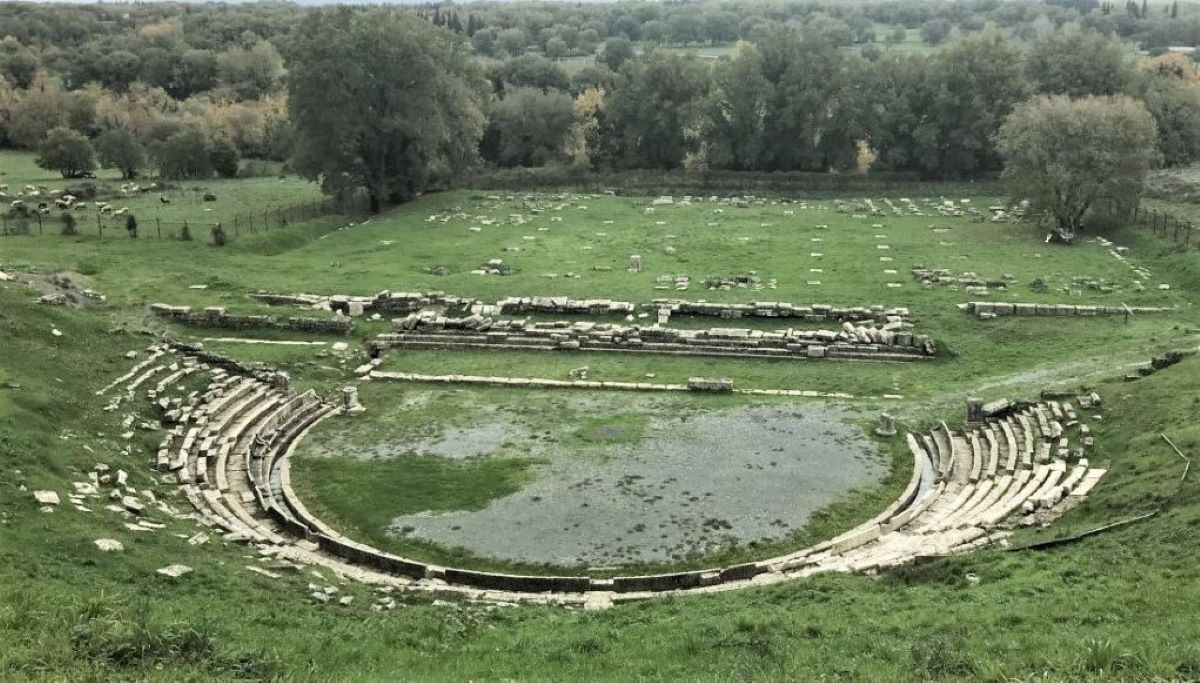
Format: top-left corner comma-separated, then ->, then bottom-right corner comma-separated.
156,217 -> 161,239
37,213 -> 43,235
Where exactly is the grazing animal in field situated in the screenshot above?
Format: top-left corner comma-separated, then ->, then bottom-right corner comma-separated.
74,202 -> 88,211
159,195 -> 170,204
113,207 -> 129,217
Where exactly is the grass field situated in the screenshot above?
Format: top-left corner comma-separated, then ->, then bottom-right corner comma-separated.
0,150 -> 325,238
2,162 -> 1199,678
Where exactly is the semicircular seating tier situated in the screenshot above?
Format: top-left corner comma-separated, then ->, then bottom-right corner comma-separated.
109,343 -> 1107,608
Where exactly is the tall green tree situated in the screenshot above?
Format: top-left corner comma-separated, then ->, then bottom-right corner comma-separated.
921,33 -> 1028,178
1025,30 -> 1131,97
605,51 -> 708,169
287,8 -> 486,211
156,129 -> 212,179
95,127 -> 145,180
998,94 -> 1158,240
35,126 -> 95,178
698,45 -> 771,170
485,87 -> 577,167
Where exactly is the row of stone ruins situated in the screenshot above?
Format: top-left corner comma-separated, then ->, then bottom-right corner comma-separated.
960,301 -> 1175,318
380,312 -> 936,361
151,304 -> 354,335
249,289 -> 912,324
77,345 -> 1104,606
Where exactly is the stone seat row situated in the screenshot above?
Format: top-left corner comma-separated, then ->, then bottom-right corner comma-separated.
121,351 -> 1108,604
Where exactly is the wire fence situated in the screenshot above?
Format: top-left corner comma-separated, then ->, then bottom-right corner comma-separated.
0,195 -> 370,241
1132,204 -> 1197,249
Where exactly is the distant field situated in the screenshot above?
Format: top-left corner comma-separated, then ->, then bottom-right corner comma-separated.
0,150 -> 325,238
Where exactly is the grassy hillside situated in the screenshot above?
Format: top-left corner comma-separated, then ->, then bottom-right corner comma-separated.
1,280 -> 1196,679
2,179 -> 1199,679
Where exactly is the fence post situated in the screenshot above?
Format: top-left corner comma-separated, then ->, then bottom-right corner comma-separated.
156,217 -> 161,239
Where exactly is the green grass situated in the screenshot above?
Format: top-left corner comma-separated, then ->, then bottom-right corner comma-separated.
1,282 -> 1197,679
0,150 -> 325,239
3,169 -> 1200,678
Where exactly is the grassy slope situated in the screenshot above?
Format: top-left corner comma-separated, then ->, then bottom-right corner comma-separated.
2,176 -> 1200,678
1,282 -> 1198,679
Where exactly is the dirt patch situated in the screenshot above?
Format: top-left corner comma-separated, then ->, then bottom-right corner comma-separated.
6,270 -> 101,308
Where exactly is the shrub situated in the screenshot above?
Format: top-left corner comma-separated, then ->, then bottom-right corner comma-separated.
180,222 -> 192,241
125,214 -> 137,238
211,222 -> 227,247
37,127 -> 96,179
61,212 -> 78,236
209,138 -> 240,178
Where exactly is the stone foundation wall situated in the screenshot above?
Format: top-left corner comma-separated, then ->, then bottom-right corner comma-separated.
655,299 -> 910,323
381,313 -> 935,361
960,301 -> 1174,318
152,304 -> 354,335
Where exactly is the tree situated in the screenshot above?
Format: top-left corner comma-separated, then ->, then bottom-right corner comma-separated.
570,64 -> 616,96
998,95 -> 1158,240
36,126 -> 96,178
1026,30 -> 1131,97
668,14 -> 702,45
758,27 -> 871,172
698,45 -> 771,170
209,137 -> 240,178
491,54 -> 569,93
1129,66 -> 1200,165
600,37 -> 635,72
96,128 -> 145,179
486,87 -> 577,167
496,27 -> 527,57
0,41 -> 38,89
216,40 -> 284,99
545,37 -> 568,60
641,20 -> 669,45
920,18 -> 953,45
899,32 -> 1029,178
157,129 -> 213,179
702,12 -> 739,45
287,8 -> 486,211
605,51 -> 708,169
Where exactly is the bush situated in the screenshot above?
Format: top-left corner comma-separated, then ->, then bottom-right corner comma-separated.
36,127 -> 96,179
156,129 -> 212,180
125,214 -> 137,238
61,212 -> 78,236
180,222 -> 192,241
211,222 -> 227,247
209,138 -> 240,178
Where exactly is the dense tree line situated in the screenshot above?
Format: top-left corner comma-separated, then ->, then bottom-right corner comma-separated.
478,27 -> 1200,182
1,1 -> 1199,187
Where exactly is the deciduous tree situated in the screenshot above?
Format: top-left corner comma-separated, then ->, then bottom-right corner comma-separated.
998,94 -> 1158,240
287,8 -> 486,211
